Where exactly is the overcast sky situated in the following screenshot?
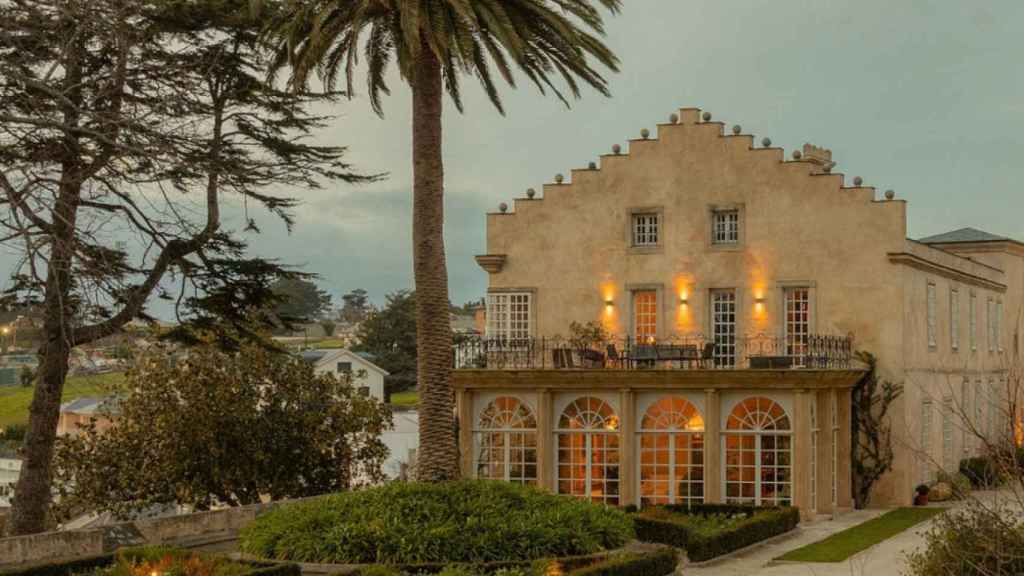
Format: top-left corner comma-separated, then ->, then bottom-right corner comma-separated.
8,1 -> 1023,314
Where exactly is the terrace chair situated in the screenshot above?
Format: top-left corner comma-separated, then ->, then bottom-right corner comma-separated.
606,344 -> 623,369
698,342 -> 716,369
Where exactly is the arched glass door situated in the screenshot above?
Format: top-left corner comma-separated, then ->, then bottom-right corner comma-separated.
557,396 -> 620,505
724,397 -> 792,506
474,397 -> 538,485
638,396 -> 704,508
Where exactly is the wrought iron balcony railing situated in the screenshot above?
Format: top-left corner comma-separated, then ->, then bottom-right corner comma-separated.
453,333 -> 854,370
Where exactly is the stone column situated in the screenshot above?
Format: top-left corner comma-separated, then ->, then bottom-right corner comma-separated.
835,387 -> 854,511
619,389 -> 636,507
703,389 -> 722,503
457,389 -> 474,478
792,389 -> 812,520
815,390 -> 833,515
537,389 -> 554,492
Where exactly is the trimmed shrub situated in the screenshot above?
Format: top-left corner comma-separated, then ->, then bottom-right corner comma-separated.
906,505 -> 1024,576
239,481 -> 633,565
633,504 -> 800,563
959,457 -> 999,487
566,548 -> 677,576
0,547 -> 299,576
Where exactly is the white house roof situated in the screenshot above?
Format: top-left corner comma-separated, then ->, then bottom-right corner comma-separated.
300,347 -> 390,377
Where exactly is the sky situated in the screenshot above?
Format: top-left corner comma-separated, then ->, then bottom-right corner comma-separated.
7,1 -> 1024,314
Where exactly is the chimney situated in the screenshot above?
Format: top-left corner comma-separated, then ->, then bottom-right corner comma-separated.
802,143 -> 835,174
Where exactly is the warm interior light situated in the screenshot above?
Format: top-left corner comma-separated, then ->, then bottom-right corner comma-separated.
604,299 -> 614,307
679,292 -> 688,306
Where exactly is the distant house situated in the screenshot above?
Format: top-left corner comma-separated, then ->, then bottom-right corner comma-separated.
0,446 -> 20,508
299,348 -> 387,401
57,397 -> 120,437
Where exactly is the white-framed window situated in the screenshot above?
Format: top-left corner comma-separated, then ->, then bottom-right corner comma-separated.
711,210 -> 740,244
632,213 -> 660,246
486,292 -> 532,342
950,288 -> 960,351
920,400 -> 933,485
784,287 -> 811,361
557,396 -> 620,505
996,300 -> 1004,352
638,396 -> 705,508
711,290 -> 737,367
830,392 -> 838,507
926,282 -> 937,349
987,380 -> 997,441
633,290 -> 658,343
961,378 -> 970,457
987,299 -> 996,352
942,397 -> 954,473
969,292 -> 978,351
474,397 -> 538,485
810,400 -> 818,512
724,397 -> 792,506
975,381 -> 984,453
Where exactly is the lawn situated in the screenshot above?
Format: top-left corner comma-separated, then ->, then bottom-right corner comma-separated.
389,389 -> 419,407
776,507 -> 945,563
0,371 -> 125,428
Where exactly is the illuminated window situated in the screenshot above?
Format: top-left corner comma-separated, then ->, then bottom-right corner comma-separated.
633,291 -> 657,342
632,213 -> 659,247
557,397 -> 620,505
724,397 -> 792,506
474,397 -> 537,485
784,288 -> 810,362
711,290 -> 736,367
950,288 -> 960,351
926,282 -> 937,349
639,396 -> 705,508
712,210 -> 740,244
486,292 -> 532,342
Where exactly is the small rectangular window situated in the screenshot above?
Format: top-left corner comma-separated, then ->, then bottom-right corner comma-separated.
950,288 -> 960,351
996,300 -> 1004,352
969,292 -> 978,351
988,298 -> 996,352
632,213 -> 659,246
926,282 -> 937,349
784,287 -> 811,361
712,210 -> 740,244
337,361 -> 352,374
358,386 -> 370,397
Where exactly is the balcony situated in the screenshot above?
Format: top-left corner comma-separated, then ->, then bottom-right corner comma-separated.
453,333 -> 854,371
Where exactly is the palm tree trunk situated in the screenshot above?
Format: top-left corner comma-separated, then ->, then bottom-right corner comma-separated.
411,45 -> 458,482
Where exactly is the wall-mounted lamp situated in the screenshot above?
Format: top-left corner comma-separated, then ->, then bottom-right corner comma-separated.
679,296 -> 689,306
754,296 -> 766,305
604,298 -> 615,307
754,296 -> 766,314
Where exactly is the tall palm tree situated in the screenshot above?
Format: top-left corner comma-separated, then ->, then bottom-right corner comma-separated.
262,0 -> 621,482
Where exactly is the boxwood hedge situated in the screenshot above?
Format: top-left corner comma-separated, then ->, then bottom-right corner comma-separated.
633,503 -> 800,563
239,481 -> 634,565
348,547 -> 677,576
0,546 -> 299,576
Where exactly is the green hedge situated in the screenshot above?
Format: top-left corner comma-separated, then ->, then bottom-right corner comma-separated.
566,548 -> 677,576
633,504 -> 800,563
348,547 -> 677,576
0,547 -> 300,576
240,481 -> 633,565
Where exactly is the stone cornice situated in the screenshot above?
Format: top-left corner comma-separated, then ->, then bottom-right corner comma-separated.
474,254 -> 507,274
454,368 -> 865,391
887,251 -> 1007,292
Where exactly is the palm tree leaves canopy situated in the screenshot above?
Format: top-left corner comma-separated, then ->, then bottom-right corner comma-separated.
260,0 -> 622,115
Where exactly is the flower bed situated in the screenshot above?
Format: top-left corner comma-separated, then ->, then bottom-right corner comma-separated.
632,503 -> 800,562
239,481 -> 633,565
345,546 -> 677,575
0,546 -> 299,576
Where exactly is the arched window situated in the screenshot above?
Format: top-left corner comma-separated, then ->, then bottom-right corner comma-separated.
474,397 -> 537,485
724,397 -> 792,506
639,396 -> 705,508
557,396 -> 620,505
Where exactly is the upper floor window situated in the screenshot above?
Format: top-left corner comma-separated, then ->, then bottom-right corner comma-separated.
712,210 -> 740,244
926,282 -> 937,349
487,292 -> 533,341
336,361 -> 352,374
969,292 -> 978,351
996,300 -> 1004,352
632,213 -> 659,246
784,287 -> 811,359
987,298 -> 996,353
950,287 -> 960,351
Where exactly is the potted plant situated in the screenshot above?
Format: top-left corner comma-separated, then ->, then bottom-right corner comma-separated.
914,483 -> 930,506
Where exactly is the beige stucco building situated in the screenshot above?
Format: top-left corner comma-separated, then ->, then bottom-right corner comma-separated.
455,106 -> 1022,515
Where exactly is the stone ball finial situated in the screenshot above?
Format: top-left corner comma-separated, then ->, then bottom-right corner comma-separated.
499,202 -> 508,213
732,125 -> 742,135
853,176 -> 863,186
554,173 -> 564,184
670,113 -> 679,124
526,188 -> 536,199
588,161 -> 597,170
640,128 -> 650,139
823,164 -> 832,173
612,143 -> 621,155
761,137 -> 772,148
885,189 -> 895,200
702,111 -> 712,122
792,150 -> 802,160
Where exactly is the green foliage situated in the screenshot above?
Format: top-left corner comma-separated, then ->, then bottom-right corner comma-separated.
52,343 -> 391,519
851,351 -> 902,508
568,322 -> 608,352
960,456 -> 1001,487
566,549 -> 677,576
320,320 -> 337,337
780,507 -> 944,563
18,365 -> 33,387
633,504 -> 800,563
1,423 -> 26,443
340,289 -> 371,324
356,291 -> 417,390
0,548 -> 300,576
936,470 -> 973,499
239,481 -> 633,565
270,279 -> 333,325
905,505 -> 1024,576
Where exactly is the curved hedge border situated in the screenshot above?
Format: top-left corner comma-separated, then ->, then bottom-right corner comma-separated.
0,547 -> 300,576
633,503 -> 800,563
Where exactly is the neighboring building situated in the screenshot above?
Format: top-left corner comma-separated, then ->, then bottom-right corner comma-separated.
300,348 -> 387,401
382,409 -> 419,480
0,449 -> 20,508
456,106 -> 1021,515
57,397 -> 120,437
